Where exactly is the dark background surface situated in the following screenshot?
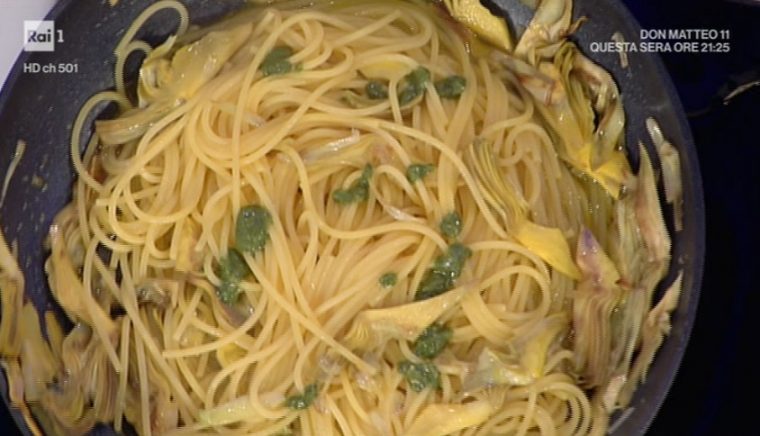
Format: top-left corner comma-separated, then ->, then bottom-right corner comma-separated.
1,0 -> 759,434
626,0 -> 760,435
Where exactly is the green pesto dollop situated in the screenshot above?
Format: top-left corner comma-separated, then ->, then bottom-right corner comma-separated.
406,163 -> 435,183
398,360 -> 441,392
434,75 -> 467,99
332,164 -> 373,205
284,383 -> 319,410
398,67 -> 431,106
366,80 -> 389,99
217,249 -> 251,304
261,46 -> 295,76
235,205 -> 272,255
414,243 -> 472,301
413,323 -> 452,359
379,272 -> 398,288
439,211 -> 462,238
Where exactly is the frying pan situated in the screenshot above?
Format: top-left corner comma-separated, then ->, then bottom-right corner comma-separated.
0,0 -> 705,434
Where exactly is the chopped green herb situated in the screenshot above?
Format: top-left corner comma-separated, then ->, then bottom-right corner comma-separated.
439,212 -> 462,238
236,205 -> 272,254
398,360 -> 441,392
366,80 -> 389,99
414,242 -> 472,301
379,272 -> 398,288
398,67 -> 431,106
434,75 -> 467,99
261,46 -> 295,77
413,323 -> 453,359
332,164 -> 373,205
217,280 -> 241,305
415,270 -> 451,301
284,383 -> 319,410
219,249 -> 249,279
433,242 -> 471,273
406,163 -> 435,183
217,249 -> 251,304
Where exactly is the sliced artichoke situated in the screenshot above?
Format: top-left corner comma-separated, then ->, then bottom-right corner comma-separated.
572,228 -> 624,388
406,400 -> 493,436
97,24 -> 252,146
343,283 -> 474,350
515,0 -> 574,64
442,0 -> 513,51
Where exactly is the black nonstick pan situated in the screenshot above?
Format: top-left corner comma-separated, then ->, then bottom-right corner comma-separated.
0,0 -> 705,434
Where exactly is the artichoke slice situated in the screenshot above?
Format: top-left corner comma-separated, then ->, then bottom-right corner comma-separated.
442,0 -> 513,51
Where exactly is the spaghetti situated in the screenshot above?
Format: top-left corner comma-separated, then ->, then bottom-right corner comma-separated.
0,0 -> 683,435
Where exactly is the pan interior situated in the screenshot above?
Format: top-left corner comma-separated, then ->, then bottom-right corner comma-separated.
0,1 -> 703,435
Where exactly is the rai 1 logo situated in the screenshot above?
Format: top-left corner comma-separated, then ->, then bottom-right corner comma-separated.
23,21 -> 64,52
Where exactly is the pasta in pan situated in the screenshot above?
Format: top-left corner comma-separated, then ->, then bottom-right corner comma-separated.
0,0 -> 684,435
